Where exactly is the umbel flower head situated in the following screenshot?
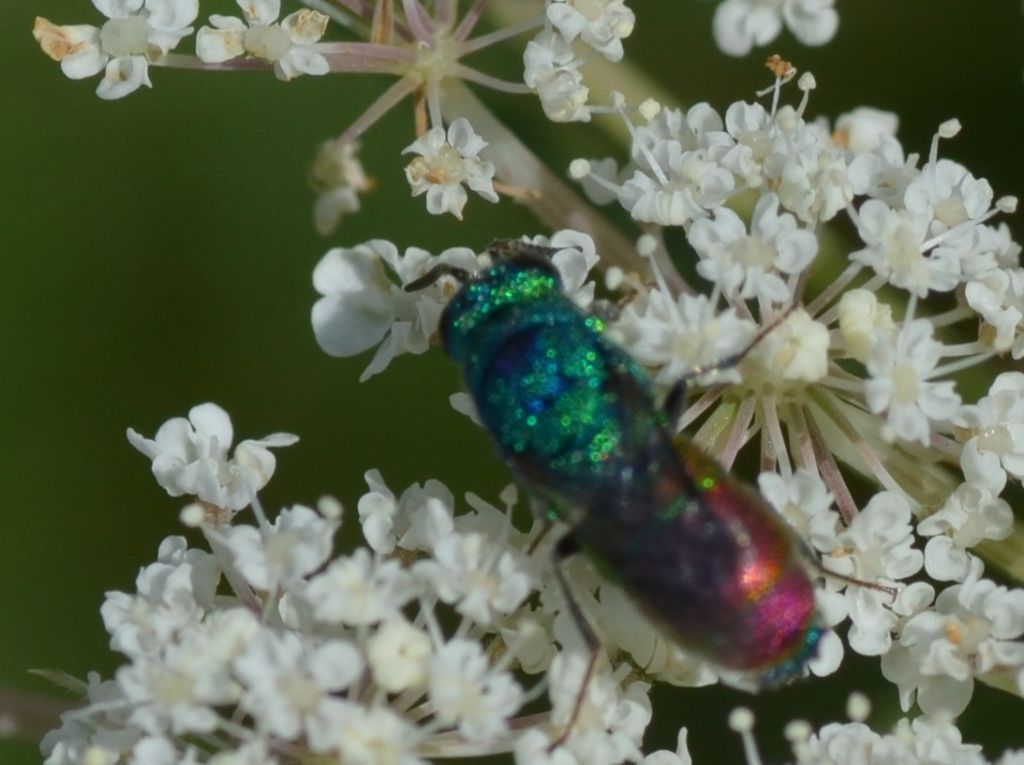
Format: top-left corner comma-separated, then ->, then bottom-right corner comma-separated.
309,52 -> 1024,744
29,2 -> 1024,764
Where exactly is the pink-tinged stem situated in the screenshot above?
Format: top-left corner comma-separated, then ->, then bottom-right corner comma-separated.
155,54 -> 271,71
678,387 -> 725,433
401,0 -> 434,42
315,42 -> 416,59
452,63 -> 531,94
784,400 -> 819,474
434,0 -> 456,26
719,394 -> 757,470
459,13 -> 544,56
332,0 -> 376,19
760,393 -> 793,477
800,404 -> 859,524
807,389 -> 905,496
454,0 -> 488,42
318,41 -> 416,73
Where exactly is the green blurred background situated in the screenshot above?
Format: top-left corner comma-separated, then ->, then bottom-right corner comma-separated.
3,1 -> 1022,763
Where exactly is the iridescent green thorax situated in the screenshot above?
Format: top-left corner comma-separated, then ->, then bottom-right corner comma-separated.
441,258 -> 654,509
444,261 -> 563,351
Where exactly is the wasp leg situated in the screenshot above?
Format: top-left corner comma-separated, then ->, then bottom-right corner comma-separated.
790,535 -> 899,602
662,305 -> 799,432
547,534 -> 601,753
662,380 -> 689,432
677,304 -> 800,384
527,517 -> 555,555
403,263 -> 472,292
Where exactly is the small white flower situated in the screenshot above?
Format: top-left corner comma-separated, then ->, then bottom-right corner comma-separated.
366,617 -> 432,693
745,308 -> 830,385
919,482 -> 1014,582
955,372 -> 1024,484
836,288 -> 896,363
850,200 -> 960,296
689,192 -> 817,303
712,0 -> 838,57
34,0 -> 198,100
720,100 -> 773,187
864,319 -> 961,445
310,241 -> 478,380
540,654 -> 651,765
546,0 -> 635,61
824,491 -> 923,656
620,140 -> 735,226
834,107 -> 899,154
428,638 -> 524,742
309,141 -> 374,235
500,610 -> 559,675
901,717 -> 987,765
415,532 -> 534,626
127,403 -> 298,511
329,704 -> 427,765
521,229 -> 601,308
196,0 -> 329,81
130,737 -> 200,765
523,30 -> 591,123
207,740 -> 279,765
222,504 -> 337,591
905,159 -> 994,238
965,267 -> 1024,357
758,469 -> 839,553
884,575 -> 1024,717
101,537 -> 219,658
42,674 -> 138,765
404,119 -> 498,219
356,470 -> 455,554
610,289 -> 755,388
775,142 -> 856,224
234,629 -> 362,751
304,547 -> 419,626
117,650 -> 223,736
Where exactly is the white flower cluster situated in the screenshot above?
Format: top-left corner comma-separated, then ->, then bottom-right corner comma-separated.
524,0 -> 636,123
196,0 -> 329,81
309,67 -> 1024,735
33,0 -> 199,99
31,2 -> 1024,762
42,403 -> 1024,764
28,0 -> 850,234
43,404 -> 713,765
732,702 -> 1023,765
34,0 -> 528,224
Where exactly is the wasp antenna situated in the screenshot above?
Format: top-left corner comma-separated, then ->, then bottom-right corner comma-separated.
547,534 -> 602,752
816,564 -> 899,603
488,238 -> 561,262
403,263 -> 472,292
671,303 -> 799,388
